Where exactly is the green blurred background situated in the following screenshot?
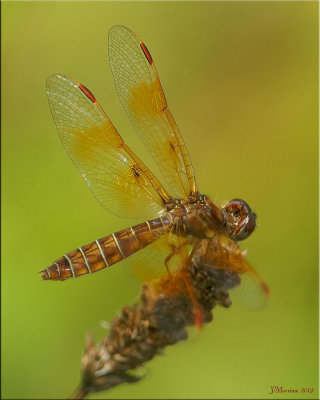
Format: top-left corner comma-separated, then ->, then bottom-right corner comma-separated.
2,2 -> 318,399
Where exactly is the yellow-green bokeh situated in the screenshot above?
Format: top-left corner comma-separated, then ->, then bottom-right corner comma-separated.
2,2 -> 318,399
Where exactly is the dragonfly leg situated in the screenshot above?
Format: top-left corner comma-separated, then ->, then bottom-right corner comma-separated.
164,251 -> 174,280
181,271 -> 203,329
164,240 -> 189,281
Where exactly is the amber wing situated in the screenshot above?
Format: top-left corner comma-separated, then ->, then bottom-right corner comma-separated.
46,74 -> 171,219
108,25 -> 198,199
198,235 -> 270,308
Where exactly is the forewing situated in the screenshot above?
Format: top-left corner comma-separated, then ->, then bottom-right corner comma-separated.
231,270 -> 270,309
108,25 -> 197,199
198,235 -> 270,308
47,74 -> 170,219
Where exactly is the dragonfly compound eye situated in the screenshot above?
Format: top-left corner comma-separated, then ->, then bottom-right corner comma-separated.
222,198 -> 256,241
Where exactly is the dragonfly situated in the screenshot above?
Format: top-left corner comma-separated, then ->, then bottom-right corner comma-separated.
41,25 -> 269,316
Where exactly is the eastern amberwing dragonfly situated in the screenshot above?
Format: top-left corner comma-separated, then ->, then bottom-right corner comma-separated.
41,26 -> 269,314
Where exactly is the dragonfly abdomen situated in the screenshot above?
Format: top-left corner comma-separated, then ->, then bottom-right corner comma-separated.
40,216 -> 171,281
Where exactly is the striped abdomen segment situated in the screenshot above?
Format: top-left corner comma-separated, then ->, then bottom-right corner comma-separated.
40,216 -> 171,281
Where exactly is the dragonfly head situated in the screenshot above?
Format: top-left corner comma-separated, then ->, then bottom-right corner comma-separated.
222,198 -> 256,241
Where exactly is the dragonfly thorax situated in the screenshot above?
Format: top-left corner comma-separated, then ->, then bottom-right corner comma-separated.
165,195 -> 224,239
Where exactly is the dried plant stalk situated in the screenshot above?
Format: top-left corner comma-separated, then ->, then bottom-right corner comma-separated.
71,239 -> 241,399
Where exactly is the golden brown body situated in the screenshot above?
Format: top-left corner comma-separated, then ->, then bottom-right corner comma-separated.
41,199 -> 220,281
42,26 -> 267,310
41,215 -> 173,280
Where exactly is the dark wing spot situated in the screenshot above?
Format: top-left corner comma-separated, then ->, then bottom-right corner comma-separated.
169,142 -> 177,155
132,165 -> 140,178
78,83 -> 96,103
140,42 -> 153,65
